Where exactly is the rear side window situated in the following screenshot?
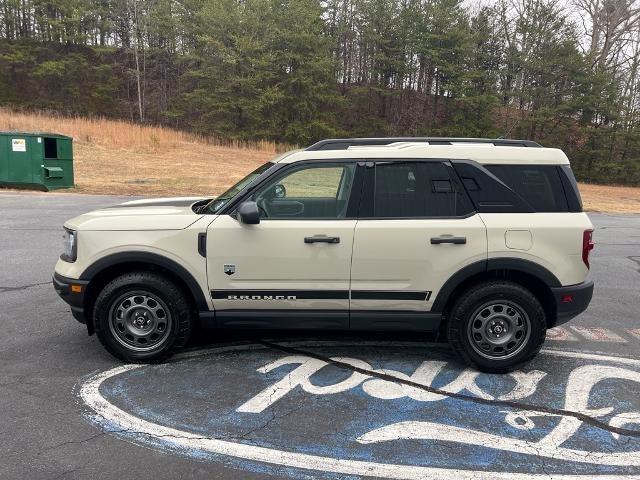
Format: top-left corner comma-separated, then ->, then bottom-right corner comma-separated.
486,165 -> 569,212
373,161 -> 474,218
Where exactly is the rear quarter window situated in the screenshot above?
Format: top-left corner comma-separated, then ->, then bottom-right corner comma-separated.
486,165 -> 569,212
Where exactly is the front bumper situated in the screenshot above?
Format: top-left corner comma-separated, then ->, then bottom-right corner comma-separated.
53,272 -> 89,324
550,280 -> 594,326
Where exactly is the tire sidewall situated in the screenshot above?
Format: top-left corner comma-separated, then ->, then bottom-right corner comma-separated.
93,272 -> 192,362
448,282 -> 546,372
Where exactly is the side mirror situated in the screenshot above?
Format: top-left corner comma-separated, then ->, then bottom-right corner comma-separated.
236,201 -> 260,225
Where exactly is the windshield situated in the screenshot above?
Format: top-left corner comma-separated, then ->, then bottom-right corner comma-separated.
204,162 -> 273,214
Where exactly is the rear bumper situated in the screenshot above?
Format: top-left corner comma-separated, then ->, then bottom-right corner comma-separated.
53,272 -> 89,324
550,280 -> 594,326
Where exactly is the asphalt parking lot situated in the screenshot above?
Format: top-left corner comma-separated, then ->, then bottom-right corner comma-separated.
1,191 -> 640,479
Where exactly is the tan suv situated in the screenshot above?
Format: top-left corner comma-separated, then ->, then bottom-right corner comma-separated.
53,137 -> 594,371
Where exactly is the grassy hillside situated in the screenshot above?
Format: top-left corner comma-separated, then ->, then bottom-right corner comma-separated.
1,109 -> 639,213
0,109 -> 278,196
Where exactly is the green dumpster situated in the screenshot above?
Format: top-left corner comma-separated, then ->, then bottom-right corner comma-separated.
0,132 -> 74,191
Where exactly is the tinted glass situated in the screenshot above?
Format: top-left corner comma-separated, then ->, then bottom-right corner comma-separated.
254,163 -> 356,219
373,161 -> 473,217
206,162 -> 273,214
279,166 -> 344,197
451,161 -> 534,213
487,165 -> 569,212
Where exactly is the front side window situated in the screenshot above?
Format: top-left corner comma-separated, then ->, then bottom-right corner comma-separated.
373,161 -> 473,218
254,162 -> 356,219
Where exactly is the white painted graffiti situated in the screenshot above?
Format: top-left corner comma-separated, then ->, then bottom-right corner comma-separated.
236,356 -> 547,412
238,355 -> 640,466
80,345 -> 640,479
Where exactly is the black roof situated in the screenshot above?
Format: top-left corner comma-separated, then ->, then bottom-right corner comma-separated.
306,137 -> 542,150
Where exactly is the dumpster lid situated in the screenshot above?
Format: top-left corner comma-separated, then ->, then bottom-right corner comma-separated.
44,166 -> 65,178
0,131 -> 72,140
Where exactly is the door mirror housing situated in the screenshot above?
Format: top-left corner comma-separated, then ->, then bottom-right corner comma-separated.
236,201 -> 260,225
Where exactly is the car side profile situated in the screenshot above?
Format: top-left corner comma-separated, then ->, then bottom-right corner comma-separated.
53,137 -> 594,372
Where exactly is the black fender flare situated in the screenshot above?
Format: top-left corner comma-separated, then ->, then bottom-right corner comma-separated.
80,251 -> 209,311
431,258 -> 561,312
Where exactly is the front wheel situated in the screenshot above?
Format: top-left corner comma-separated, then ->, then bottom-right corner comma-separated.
447,281 -> 546,373
93,271 -> 193,362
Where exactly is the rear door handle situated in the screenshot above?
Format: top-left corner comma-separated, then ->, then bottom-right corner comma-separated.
304,235 -> 340,244
430,235 -> 466,245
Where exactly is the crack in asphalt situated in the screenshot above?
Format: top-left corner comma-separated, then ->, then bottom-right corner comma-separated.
0,281 -> 51,293
66,422 -> 278,451
51,465 -> 90,480
259,340 -> 640,439
232,398 -> 308,444
628,256 -> 640,273
41,430 -> 111,453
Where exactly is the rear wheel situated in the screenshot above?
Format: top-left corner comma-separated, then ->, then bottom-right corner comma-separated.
447,281 -> 546,373
93,271 -> 193,362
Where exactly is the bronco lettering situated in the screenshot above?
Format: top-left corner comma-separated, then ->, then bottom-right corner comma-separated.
226,295 -> 297,301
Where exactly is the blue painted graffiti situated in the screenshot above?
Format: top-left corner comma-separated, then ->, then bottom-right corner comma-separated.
83,343 -> 640,478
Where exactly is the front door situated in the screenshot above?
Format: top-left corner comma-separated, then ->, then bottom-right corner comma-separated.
206,161 -> 361,327
350,160 -> 487,329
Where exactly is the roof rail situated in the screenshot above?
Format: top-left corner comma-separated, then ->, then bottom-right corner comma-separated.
305,137 -> 543,150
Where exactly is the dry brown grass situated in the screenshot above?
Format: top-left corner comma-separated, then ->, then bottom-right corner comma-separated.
1,109 -> 639,212
578,183 -> 640,214
0,108 -> 281,196
71,142 -> 275,196
0,108 -> 280,152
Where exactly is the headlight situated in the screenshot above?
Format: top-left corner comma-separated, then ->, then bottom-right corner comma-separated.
61,228 -> 77,262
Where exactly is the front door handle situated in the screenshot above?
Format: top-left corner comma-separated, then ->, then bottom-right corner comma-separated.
430,235 -> 466,245
304,235 -> 340,244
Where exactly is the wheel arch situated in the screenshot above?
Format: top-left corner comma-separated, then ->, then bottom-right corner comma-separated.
433,259 -> 561,330
80,252 -> 208,335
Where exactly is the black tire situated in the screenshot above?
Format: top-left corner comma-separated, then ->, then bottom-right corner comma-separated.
93,271 -> 193,363
446,281 -> 546,373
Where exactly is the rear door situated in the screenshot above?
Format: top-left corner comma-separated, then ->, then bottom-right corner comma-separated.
349,160 -> 487,328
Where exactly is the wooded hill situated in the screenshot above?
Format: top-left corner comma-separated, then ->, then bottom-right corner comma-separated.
1,0 -> 640,184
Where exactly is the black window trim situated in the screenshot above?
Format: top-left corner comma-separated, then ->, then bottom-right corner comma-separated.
358,158 -> 478,220
557,165 -> 583,212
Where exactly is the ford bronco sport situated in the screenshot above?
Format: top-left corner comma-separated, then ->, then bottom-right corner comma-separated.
53,138 -> 594,371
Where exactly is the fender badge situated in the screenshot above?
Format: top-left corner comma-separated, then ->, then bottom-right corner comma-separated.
223,264 -> 236,276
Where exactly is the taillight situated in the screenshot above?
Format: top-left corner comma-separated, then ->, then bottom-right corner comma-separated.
582,229 -> 594,268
